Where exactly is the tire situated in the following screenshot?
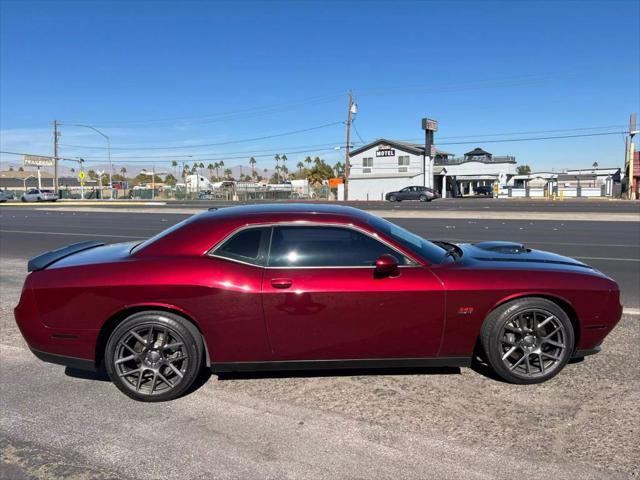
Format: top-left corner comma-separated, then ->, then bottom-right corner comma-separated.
105,311 -> 204,402
388,195 -> 397,202
419,195 -> 427,202
480,298 -> 574,384
21,197 -> 26,202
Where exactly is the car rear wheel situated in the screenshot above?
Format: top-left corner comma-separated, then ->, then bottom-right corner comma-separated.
105,311 -> 204,402
388,194 -> 397,202
419,194 -> 428,202
480,298 -> 574,384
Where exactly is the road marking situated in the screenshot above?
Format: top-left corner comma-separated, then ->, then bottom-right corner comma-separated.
624,308 -> 640,315
0,229 -> 144,239
574,256 -> 640,262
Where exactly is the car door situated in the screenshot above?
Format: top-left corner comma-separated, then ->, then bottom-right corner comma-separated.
396,187 -> 411,200
261,225 -> 446,361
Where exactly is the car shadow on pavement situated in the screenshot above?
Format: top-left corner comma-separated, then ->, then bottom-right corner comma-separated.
215,366 -> 461,381
64,367 -> 110,382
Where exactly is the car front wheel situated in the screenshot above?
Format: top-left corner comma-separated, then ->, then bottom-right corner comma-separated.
388,195 -> 397,202
105,311 -> 204,402
480,298 -> 574,384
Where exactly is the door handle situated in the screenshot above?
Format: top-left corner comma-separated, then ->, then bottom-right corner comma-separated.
271,278 -> 293,289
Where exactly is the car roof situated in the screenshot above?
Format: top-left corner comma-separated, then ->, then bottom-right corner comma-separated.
202,203 -> 370,220
134,203 -> 376,257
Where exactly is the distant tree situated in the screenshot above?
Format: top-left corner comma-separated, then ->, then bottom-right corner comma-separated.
304,156 -> 312,167
281,154 -> 288,175
120,167 -> 127,178
592,161 -> 599,168
171,160 -> 178,177
333,161 -> 344,176
516,165 -> 531,175
207,163 -> 215,180
306,157 -> 334,184
297,161 -> 305,174
18,166 -> 24,171
8,166 -> 14,171
87,169 -> 97,179
274,154 -> 281,181
164,173 -> 177,186
224,168 -> 232,179
70,167 -> 75,174
249,157 -> 257,178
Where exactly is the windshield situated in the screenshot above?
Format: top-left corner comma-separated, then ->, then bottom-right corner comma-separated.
366,215 -> 448,264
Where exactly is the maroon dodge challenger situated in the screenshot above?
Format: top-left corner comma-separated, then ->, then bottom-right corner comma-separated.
15,204 -> 622,401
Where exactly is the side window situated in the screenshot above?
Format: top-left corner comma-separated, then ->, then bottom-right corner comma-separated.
213,227 -> 269,266
268,226 -> 409,267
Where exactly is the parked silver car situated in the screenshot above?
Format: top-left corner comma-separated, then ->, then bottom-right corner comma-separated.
20,188 -> 58,202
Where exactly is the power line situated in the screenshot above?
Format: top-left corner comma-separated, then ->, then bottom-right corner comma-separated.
69,142 -> 344,160
438,131 -> 626,146
59,93 -> 345,127
59,120 -> 344,150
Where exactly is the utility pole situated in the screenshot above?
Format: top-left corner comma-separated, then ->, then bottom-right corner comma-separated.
627,113 -> 637,200
53,120 -> 59,193
344,90 -> 353,201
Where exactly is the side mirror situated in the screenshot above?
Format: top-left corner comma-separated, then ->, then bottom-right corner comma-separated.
375,254 -> 399,277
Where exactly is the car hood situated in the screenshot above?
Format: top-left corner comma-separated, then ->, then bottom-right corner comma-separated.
458,241 -> 592,270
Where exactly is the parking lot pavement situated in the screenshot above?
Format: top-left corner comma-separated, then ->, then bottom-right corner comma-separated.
1,257 -> 638,479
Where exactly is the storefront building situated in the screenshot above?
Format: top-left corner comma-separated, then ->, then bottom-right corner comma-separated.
347,140 -> 517,200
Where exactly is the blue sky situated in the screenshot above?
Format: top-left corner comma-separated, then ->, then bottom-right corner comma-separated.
1,0 -> 638,173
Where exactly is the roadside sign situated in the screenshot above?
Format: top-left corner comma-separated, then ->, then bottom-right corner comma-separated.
23,155 -> 55,167
78,171 -> 86,181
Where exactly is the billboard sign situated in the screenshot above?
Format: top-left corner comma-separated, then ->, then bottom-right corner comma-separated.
23,155 -> 55,167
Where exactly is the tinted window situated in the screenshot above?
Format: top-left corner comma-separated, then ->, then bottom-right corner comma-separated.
215,227 -> 269,265
268,226 -> 409,267
366,215 -> 447,264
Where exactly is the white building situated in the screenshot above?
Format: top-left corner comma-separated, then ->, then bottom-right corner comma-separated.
347,140 -> 518,200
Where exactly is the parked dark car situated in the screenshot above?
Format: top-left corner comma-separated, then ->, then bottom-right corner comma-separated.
386,186 -> 439,202
475,185 -> 493,196
15,204 -> 622,401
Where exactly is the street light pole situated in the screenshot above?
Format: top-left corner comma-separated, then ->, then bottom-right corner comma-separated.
60,123 -> 113,199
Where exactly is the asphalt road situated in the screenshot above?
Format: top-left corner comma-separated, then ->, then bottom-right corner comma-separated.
1,207 -> 638,308
1,205 -> 639,479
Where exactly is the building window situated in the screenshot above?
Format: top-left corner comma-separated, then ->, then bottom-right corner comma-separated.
398,156 -> 409,172
362,157 -> 373,173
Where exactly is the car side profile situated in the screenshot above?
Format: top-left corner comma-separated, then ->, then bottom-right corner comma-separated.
21,188 -> 58,202
386,186 -> 439,202
15,204 -> 622,401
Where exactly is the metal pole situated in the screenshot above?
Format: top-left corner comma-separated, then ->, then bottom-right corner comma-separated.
152,166 -> 155,200
53,120 -> 59,193
107,136 -> 113,199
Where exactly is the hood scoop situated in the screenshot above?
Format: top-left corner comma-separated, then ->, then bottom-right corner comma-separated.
473,241 -> 529,254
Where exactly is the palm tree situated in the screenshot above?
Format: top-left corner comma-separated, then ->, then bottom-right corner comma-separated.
207,163 -> 214,180
274,154 -> 281,182
213,162 -> 220,181
313,156 -> 322,166
281,154 -> 288,174
218,160 -> 225,177
249,157 -> 257,178
296,161 -> 304,174
592,161 -> 599,168
304,156 -> 312,167
120,167 -> 127,178
70,167 -> 75,174
224,168 -> 232,179
171,160 -> 178,177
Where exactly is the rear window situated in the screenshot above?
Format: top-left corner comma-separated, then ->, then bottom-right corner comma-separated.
213,227 -> 269,265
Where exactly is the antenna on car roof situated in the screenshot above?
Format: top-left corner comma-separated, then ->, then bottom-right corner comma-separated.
208,207 -> 218,211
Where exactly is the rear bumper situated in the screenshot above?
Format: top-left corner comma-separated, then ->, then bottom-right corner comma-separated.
30,347 -> 96,371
